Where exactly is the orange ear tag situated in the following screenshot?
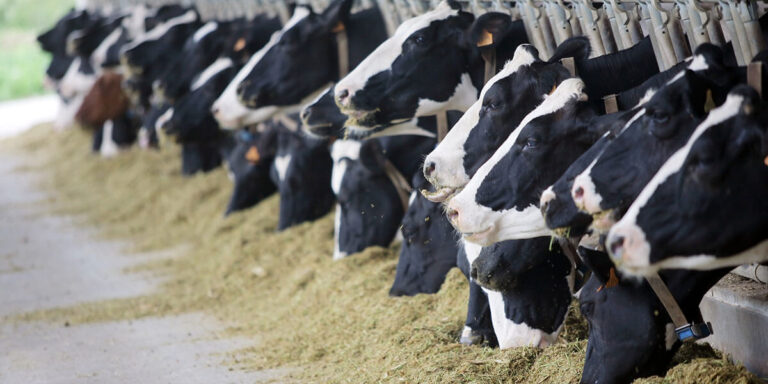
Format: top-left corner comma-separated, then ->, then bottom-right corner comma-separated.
332,22 -> 345,33
763,155 -> 768,167
233,37 -> 246,52
548,84 -> 557,95
477,29 -> 493,47
245,146 -> 261,163
605,268 -> 619,288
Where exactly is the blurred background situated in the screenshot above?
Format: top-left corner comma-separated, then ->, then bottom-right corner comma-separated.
0,0 -> 74,101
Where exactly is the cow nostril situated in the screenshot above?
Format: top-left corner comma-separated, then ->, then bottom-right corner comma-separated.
574,186 -> 584,200
336,89 -> 349,103
212,107 -> 219,115
609,236 -> 625,259
540,200 -> 550,215
447,208 -> 458,223
424,161 -> 436,178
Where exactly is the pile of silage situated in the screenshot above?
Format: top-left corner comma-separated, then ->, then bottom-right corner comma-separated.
3,125 -> 763,383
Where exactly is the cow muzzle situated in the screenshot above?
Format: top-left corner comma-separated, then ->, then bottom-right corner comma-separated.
606,222 -> 651,273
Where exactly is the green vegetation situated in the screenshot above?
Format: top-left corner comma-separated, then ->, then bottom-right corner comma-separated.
0,0 -> 74,101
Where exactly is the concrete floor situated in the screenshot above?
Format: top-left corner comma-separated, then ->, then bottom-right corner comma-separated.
0,100 -> 285,383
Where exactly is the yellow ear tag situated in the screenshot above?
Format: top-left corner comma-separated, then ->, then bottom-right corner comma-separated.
477,29 -> 493,47
605,267 -> 619,288
548,84 -> 557,95
704,89 -> 716,113
233,37 -> 246,52
332,22 -> 345,33
245,146 -> 261,164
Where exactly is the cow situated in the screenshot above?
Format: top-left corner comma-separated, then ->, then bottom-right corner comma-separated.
334,3 -> 529,137
233,0 -> 389,125
569,45 -> 737,235
607,86 -> 768,274
270,115 -> 335,230
91,113 -> 140,157
457,242 -> 497,347
578,264 -> 731,384
75,72 -> 129,127
445,78 -> 602,245
470,238 -> 572,349
225,126 -> 278,215
38,9 -> 96,82
389,172 -> 459,296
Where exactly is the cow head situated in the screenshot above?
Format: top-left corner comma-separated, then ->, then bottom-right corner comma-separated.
390,172 -> 458,296
76,72 -> 128,127
235,0 -> 363,120
422,44 -> 570,201
120,9 -> 199,72
570,46 -> 734,233
38,9 -> 92,54
607,87 -> 768,274
270,119 -> 335,230
225,127 -> 278,215
331,138 -> 404,259
447,79 -> 600,245
335,1 -> 504,133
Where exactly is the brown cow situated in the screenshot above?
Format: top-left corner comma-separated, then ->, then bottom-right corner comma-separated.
75,72 -> 129,127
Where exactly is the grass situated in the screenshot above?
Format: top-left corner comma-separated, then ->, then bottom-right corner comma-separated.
1,124 -> 763,384
0,0 -> 74,101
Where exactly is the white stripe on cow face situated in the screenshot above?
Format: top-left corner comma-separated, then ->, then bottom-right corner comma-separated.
447,78 -> 587,245
484,289 -> 560,349
606,93 -> 745,273
154,107 -> 174,146
190,57 -> 233,92
424,45 -> 540,191
330,139 -> 361,194
413,73 -> 478,117
91,27 -> 123,69
335,1 -> 459,100
120,10 -> 198,53
59,57 -> 97,99
192,21 -> 218,43
333,203 -> 347,260
213,32 -> 282,129
274,154 -> 292,183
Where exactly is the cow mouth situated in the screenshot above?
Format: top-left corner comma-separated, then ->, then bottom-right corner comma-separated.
420,186 -> 458,203
589,210 -> 616,235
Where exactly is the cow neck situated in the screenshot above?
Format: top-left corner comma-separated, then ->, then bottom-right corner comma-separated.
645,272 -> 712,342
560,57 -> 619,114
382,158 -> 413,213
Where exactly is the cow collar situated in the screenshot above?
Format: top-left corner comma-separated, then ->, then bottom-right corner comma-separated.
645,272 -> 712,342
333,22 -> 350,78
382,159 -> 413,213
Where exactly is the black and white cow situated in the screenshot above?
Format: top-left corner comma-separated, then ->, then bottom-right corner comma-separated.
334,3 -> 528,136
569,46 -> 736,234
38,9 -> 95,82
225,126 -> 278,215
579,265 -> 731,384
225,0 -> 388,127
270,115 -> 335,230
470,238 -> 572,348
607,87 -> 768,274
446,79 -> 602,244
456,243 -> 498,347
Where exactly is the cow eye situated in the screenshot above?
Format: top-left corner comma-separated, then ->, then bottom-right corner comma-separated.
651,111 -> 669,123
409,33 -> 427,46
484,100 -> 500,111
580,302 -> 595,317
523,137 -> 539,149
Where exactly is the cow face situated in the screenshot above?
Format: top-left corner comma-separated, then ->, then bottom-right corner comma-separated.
570,48 -> 735,233
331,139 -> 404,259
334,1 -> 481,131
37,9 -> 92,54
58,56 -> 97,100
470,238 -> 572,349
540,111 -> 642,238
390,173 -> 458,296
447,79 -> 595,245
422,45 -> 570,201
235,0 -> 356,118
120,9 -> 199,72
302,85 -> 347,138
67,15 -> 123,61
225,127 -> 278,215
270,121 -> 335,230
607,88 -> 768,274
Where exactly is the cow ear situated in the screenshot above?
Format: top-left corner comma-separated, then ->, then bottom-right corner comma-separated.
319,0 -> 353,29
467,12 -> 512,49
358,139 -> 386,174
683,70 -> 713,117
548,36 -> 591,63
